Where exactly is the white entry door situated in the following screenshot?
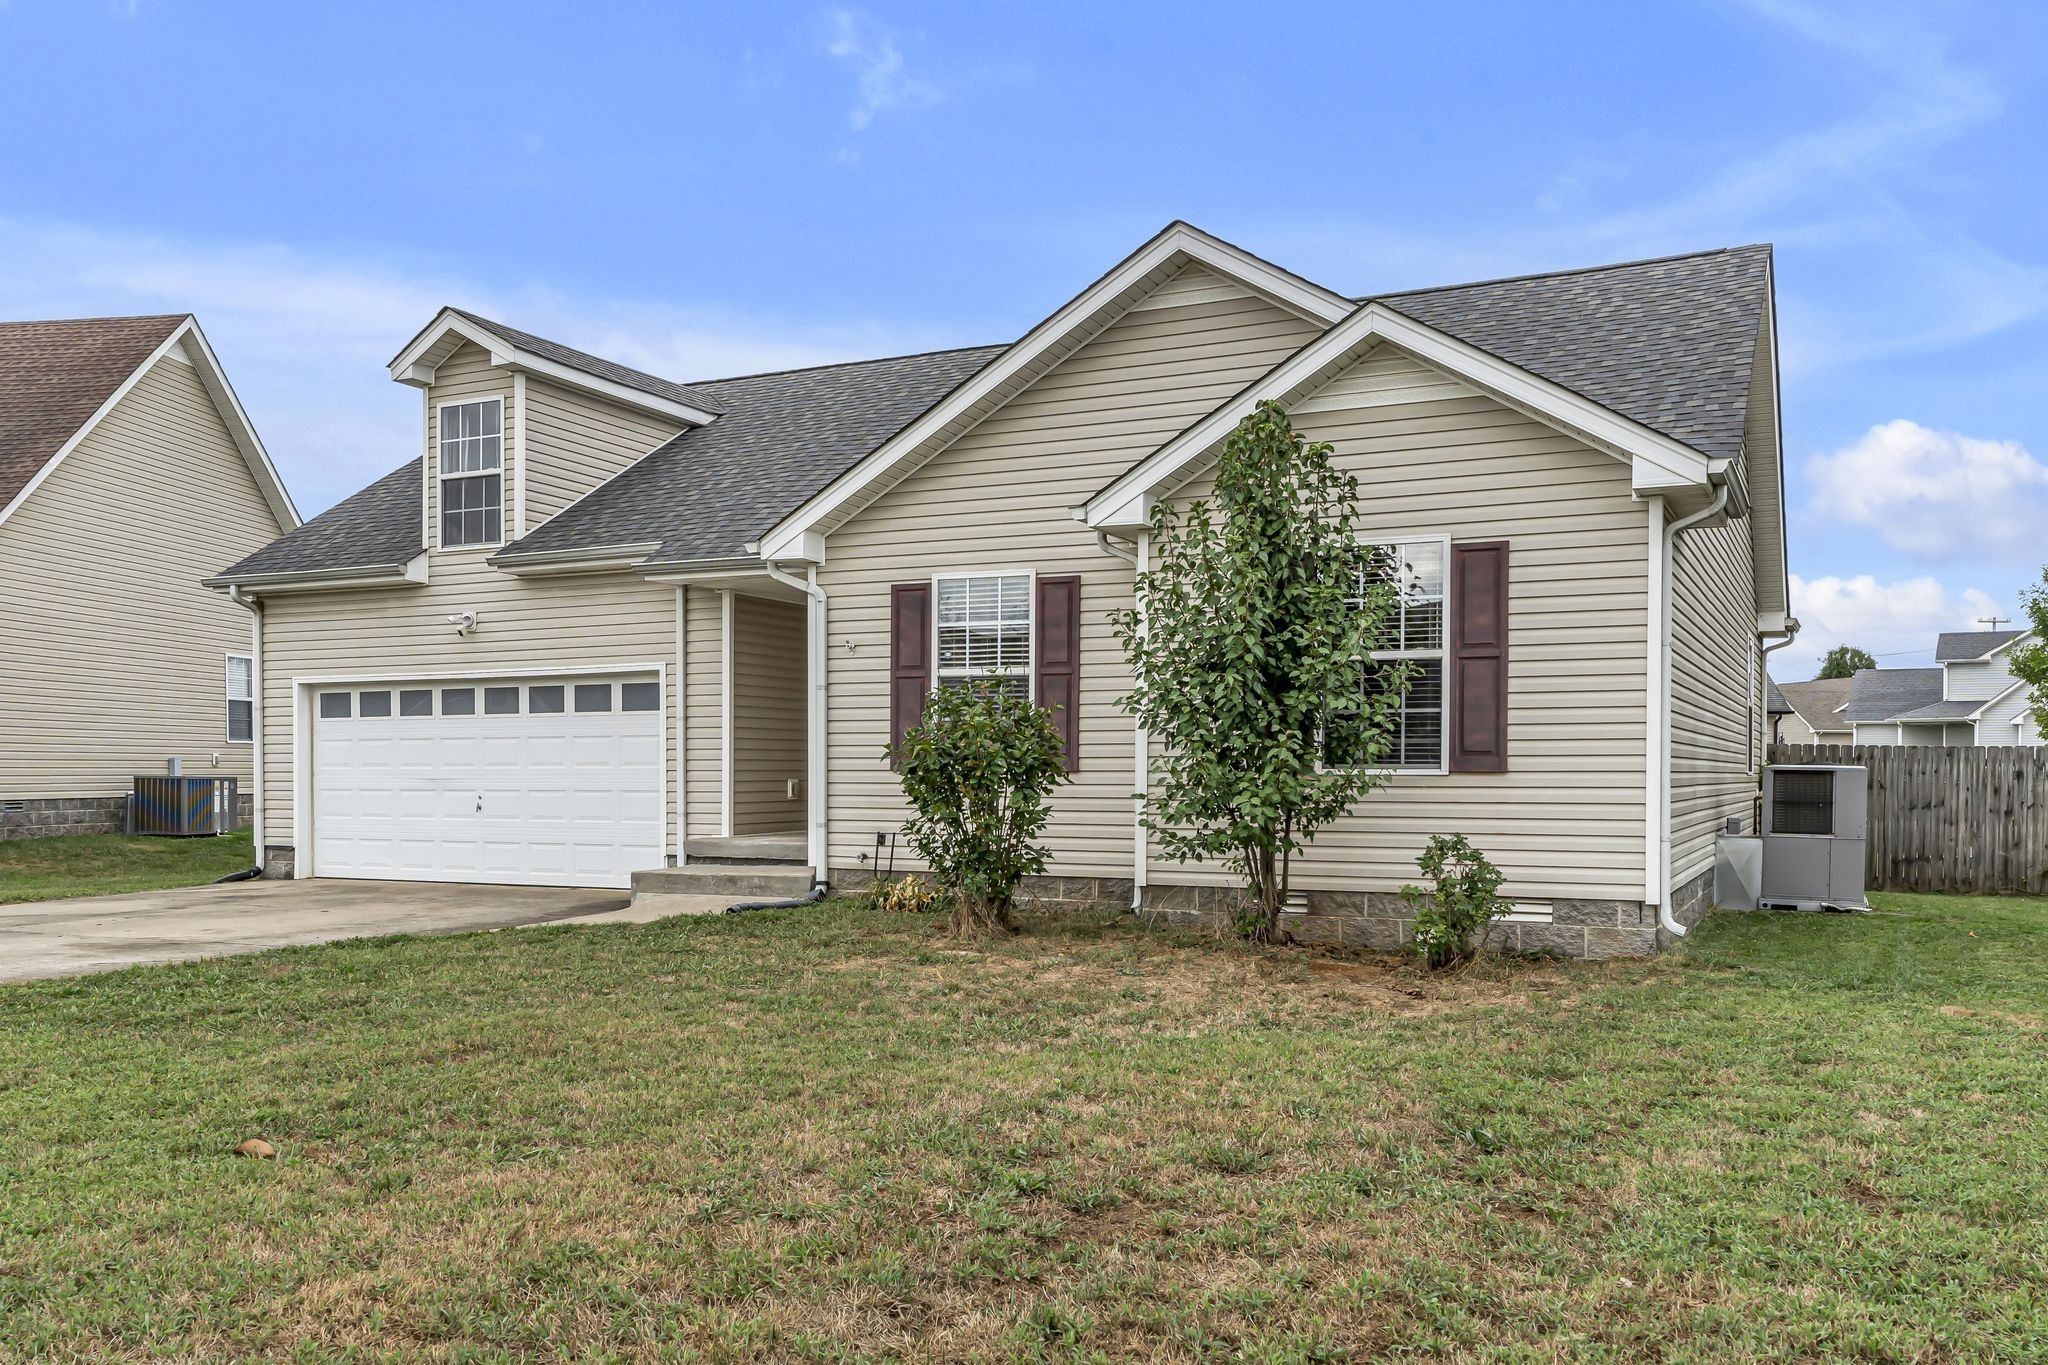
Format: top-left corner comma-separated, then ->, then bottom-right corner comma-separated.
311,674 -> 663,888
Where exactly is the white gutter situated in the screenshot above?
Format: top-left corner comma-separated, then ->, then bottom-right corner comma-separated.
1758,618 -> 1801,770
1089,529 -> 1147,910
227,585 -> 265,873
1649,483 -> 1731,938
763,561 -> 829,886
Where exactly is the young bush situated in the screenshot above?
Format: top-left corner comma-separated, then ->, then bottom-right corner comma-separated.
867,876 -> 941,915
889,681 -> 1070,934
1400,834 -> 1510,969
1113,400 -> 1408,943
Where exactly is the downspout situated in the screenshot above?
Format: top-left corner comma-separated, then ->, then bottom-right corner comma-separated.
1652,482 -> 1731,938
1758,618 -> 1801,767
226,585 -> 264,876
1090,529 -> 1147,911
763,562 -> 829,892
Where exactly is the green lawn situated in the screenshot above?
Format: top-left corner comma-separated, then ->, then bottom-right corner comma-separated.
0,828 -> 255,904
1,894 -> 2042,1361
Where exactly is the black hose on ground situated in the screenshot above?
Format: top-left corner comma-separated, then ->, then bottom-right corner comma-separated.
726,882 -> 828,915
213,867 -> 262,884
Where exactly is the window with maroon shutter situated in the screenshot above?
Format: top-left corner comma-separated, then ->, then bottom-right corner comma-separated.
888,582 -> 931,768
1327,538 -> 1449,771
1448,540 -> 1509,772
1035,574 -> 1081,771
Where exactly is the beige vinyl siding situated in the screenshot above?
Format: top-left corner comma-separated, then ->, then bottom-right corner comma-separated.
1669,510 -> 1759,887
520,377 -> 683,534
425,343 -> 514,553
683,587 -> 724,837
730,594 -> 807,835
1773,709 -> 1820,746
257,563 -> 680,857
1171,346 -> 1651,901
0,352 -> 284,801
819,272 -> 1324,876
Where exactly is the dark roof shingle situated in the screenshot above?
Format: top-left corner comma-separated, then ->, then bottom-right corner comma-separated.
1934,629 -> 2027,661
211,458 -> 423,581
1842,668 -> 1944,723
0,314 -> 186,510
448,310 -> 725,416
1371,245 -> 1772,461
1774,677 -> 1853,731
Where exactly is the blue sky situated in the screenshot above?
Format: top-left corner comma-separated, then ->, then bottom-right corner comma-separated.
2,0 -> 2043,678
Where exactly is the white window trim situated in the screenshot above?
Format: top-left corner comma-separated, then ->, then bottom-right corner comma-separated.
1324,533 -> 1452,777
434,396 -> 506,551
931,569 -> 1037,698
225,651 -> 254,745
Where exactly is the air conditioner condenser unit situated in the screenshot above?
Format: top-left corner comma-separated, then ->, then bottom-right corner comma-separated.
1758,764 -> 1869,912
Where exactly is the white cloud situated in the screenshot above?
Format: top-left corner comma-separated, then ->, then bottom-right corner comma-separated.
1779,572 -> 2005,680
0,215 -> 926,516
823,8 -> 942,133
1806,419 -> 2048,562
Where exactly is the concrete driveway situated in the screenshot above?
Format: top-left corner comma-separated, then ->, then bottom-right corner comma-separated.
0,879 -> 643,983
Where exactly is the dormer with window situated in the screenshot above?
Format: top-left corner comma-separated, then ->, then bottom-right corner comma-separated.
389,308 -> 720,565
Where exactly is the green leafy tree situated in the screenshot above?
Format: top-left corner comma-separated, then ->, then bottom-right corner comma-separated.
1399,834 -> 1510,970
1817,644 -> 1876,680
1113,400 -> 1407,944
890,682 -> 1070,935
2009,569 -> 2048,737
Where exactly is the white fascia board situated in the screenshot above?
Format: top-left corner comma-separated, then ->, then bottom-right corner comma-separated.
0,316 -> 302,535
1980,630 -> 2036,660
205,553 -> 429,594
1967,678 -> 2030,719
755,222 -> 1354,563
388,310 -> 716,426
488,542 -> 662,576
1084,302 -> 1713,528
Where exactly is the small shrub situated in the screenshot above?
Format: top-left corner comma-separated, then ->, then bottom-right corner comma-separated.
1400,833 -> 1510,970
889,681 -> 1070,935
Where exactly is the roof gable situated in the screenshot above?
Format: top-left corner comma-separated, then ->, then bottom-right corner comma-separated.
1842,667 -> 1944,723
754,221 -> 1354,562
0,314 -> 297,534
1774,677 -> 1853,730
1935,628 -> 2030,661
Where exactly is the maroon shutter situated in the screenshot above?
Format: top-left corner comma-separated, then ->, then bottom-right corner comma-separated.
1035,574 -> 1081,771
889,583 -> 932,769
1449,541 -> 1509,773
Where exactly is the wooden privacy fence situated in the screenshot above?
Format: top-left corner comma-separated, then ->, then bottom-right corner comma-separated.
1769,743 -> 2048,895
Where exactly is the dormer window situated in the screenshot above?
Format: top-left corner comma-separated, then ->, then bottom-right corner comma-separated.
438,398 -> 503,547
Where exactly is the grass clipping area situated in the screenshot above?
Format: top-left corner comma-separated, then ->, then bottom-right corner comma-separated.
2,894 -> 2044,1360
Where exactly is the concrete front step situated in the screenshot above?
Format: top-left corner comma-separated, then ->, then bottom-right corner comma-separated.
632,864 -> 815,900
683,833 -> 806,865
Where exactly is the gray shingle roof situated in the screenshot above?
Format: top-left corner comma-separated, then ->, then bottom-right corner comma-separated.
222,237 -> 1776,580
1842,668 -> 1944,723
1766,679 -> 1792,714
1890,699 -> 1982,722
211,458 -> 423,582
0,314 -> 186,510
447,310 -> 726,416
503,344 -> 1006,566
1934,629 -> 2027,661
1370,245 -> 1772,461
1774,677 -> 1853,731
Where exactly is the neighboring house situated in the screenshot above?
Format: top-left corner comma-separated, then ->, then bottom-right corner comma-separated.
1841,630 -> 2041,746
0,315 -> 298,839
209,222 -> 1789,956
1770,676 -> 1853,746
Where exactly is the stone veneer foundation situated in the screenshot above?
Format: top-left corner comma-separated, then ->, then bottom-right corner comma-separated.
830,866 -> 1716,960
0,794 -> 254,843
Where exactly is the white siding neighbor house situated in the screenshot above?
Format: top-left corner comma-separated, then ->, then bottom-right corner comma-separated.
1,315 -> 298,839
211,223 -> 1791,956
1839,631 -> 2041,747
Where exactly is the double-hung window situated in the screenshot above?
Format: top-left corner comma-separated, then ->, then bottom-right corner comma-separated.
225,654 -> 253,743
438,398 -> 503,547
1327,537 -> 1448,771
934,572 -> 1032,698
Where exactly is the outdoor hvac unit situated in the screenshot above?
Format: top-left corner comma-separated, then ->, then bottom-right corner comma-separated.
130,776 -> 240,837
1758,764 -> 1869,912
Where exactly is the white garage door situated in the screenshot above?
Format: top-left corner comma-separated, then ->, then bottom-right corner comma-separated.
311,675 -> 663,889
